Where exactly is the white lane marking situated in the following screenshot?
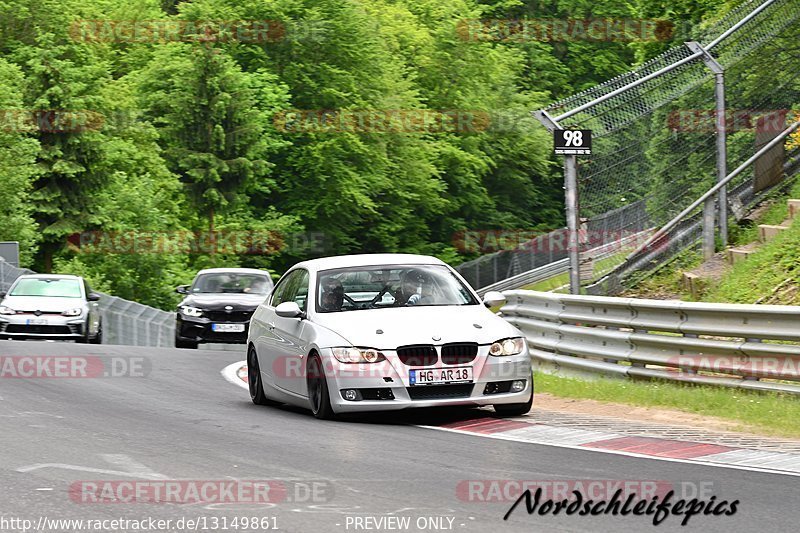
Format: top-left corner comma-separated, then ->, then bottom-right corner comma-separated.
222,361 -> 800,477
420,425 -> 800,478
17,463 -> 166,479
100,454 -> 170,479
35,488 -> 53,491
18,454 -> 168,480
0,411 -> 64,419
222,361 -> 248,390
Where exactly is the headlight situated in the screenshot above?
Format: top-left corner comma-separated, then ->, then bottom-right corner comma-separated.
0,306 -> 16,315
179,306 -> 204,318
62,308 -> 83,317
489,337 -> 525,356
332,347 -> 386,363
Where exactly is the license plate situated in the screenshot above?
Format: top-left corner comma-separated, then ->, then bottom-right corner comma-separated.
211,323 -> 245,333
410,366 -> 473,386
26,318 -> 48,325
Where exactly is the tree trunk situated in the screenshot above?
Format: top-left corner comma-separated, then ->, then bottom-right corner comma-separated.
209,207 -> 215,255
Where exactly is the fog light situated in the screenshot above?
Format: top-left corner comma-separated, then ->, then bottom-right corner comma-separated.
343,389 -> 358,401
511,380 -> 525,392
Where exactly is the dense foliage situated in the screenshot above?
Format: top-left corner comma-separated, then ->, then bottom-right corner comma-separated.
0,0 -> 726,308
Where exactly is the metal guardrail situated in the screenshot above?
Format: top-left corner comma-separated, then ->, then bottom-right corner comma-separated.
500,290 -> 800,395
0,259 -> 174,347
476,230 -> 653,296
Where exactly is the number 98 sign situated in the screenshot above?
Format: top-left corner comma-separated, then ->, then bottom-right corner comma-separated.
554,129 -> 591,155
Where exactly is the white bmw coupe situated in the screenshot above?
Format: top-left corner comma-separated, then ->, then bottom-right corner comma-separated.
246,254 -> 533,419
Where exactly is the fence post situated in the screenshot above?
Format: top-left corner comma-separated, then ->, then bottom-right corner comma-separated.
687,41 -> 728,257
534,110 -> 581,294
564,155 -> 581,294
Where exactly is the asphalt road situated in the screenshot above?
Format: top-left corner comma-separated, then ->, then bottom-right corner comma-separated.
0,339 -> 797,533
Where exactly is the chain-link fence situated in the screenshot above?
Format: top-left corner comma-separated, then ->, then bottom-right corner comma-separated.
0,260 -> 34,292
0,258 -> 174,347
543,0 -> 800,292
455,200 -> 649,290
458,0 -> 800,293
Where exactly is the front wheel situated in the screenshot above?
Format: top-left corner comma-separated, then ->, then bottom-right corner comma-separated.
174,333 -> 198,349
494,389 -> 533,417
74,321 -> 92,344
89,323 -> 103,344
307,355 -> 335,420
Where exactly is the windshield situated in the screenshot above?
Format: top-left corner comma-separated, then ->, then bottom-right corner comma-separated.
316,264 -> 477,313
191,273 -> 271,294
9,278 -> 82,298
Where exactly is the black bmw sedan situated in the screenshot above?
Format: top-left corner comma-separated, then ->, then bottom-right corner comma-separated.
174,268 -> 273,349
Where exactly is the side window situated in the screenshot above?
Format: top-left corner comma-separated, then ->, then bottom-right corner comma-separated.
83,280 -> 91,299
270,270 -> 309,309
270,274 -> 291,307
293,271 -> 310,312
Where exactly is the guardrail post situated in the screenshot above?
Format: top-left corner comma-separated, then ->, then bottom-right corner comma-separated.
744,338 -> 761,381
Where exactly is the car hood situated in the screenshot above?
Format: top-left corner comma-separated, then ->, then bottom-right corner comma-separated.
312,305 -> 521,349
0,295 -> 85,312
180,293 -> 267,309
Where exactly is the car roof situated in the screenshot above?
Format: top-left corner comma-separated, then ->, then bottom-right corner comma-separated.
16,274 -> 82,281
194,268 -> 270,276
292,253 -> 447,272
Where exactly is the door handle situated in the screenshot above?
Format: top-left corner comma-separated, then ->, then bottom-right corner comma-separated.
268,322 -> 275,330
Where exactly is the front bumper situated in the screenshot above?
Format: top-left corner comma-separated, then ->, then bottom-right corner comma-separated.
0,314 -> 86,340
176,314 -> 252,344
318,346 -> 533,413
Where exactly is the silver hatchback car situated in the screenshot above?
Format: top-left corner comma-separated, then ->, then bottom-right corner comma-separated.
0,274 -> 103,343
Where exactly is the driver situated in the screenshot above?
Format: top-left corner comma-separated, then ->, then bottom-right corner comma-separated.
395,269 -> 429,306
320,278 -> 344,312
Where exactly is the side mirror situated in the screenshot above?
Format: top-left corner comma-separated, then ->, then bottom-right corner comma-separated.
275,301 -> 303,319
0,291 -> 5,299
87,292 -> 101,302
176,285 -> 190,294
482,291 -> 506,308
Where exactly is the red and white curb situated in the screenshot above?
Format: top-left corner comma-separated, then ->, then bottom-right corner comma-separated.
223,362 -> 800,476
423,418 -> 800,476
221,361 -> 249,390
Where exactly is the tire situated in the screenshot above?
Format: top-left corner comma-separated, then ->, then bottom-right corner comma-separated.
89,323 -> 103,344
248,346 -> 272,406
174,336 -> 198,349
494,389 -> 533,417
76,324 -> 89,344
306,355 -> 335,420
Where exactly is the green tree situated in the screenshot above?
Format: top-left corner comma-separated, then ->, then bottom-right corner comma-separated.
138,43 -> 290,235
0,58 -> 39,264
